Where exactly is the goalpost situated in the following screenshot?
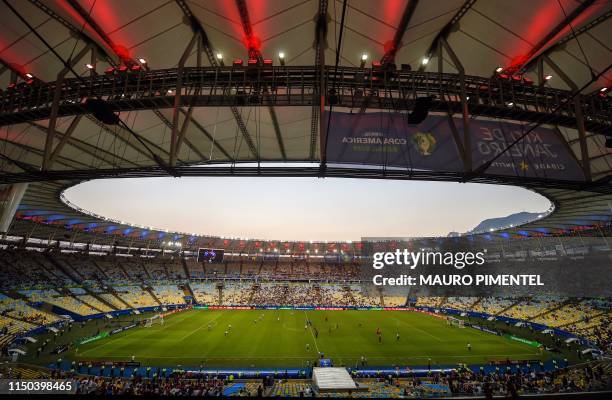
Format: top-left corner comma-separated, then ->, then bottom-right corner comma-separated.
446,316 -> 465,328
144,314 -> 164,328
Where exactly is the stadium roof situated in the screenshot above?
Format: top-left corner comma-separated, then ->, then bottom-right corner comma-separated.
0,0 -> 610,247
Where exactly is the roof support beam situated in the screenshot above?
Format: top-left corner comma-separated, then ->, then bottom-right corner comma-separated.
518,0 -> 597,73
175,0 -> 258,159
44,45 -> 92,171
543,56 -> 591,181
380,0 -> 419,65
179,110 -> 233,161
439,37 -> 471,171
30,121 -> 139,168
310,0 -> 328,161
170,32 -> 200,167
235,0 -> 285,160
420,0 -> 476,72
28,0 -> 117,64
47,115 -> 82,169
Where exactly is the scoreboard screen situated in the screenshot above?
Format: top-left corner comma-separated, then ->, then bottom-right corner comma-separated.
197,248 -> 224,263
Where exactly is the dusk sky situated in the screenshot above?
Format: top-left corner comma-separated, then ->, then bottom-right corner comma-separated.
64,177 -> 551,241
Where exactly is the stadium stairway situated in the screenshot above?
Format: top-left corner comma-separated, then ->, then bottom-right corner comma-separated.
180,258 -> 190,280
91,260 -> 111,280
496,297 -> 526,316
107,287 -> 133,309
180,283 -> 196,300
529,298 -> 575,322
2,312 -> 43,327
43,252 -> 79,283
61,289 -> 104,314
470,298 -> 483,309
143,286 -> 162,306
85,290 -> 118,312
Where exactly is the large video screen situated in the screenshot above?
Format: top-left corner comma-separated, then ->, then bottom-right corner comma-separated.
197,248 -> 224,263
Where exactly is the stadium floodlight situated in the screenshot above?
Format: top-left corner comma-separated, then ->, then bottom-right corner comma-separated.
278,51 -> 285,66
86,63 -> 94,70
25,73 -> 33,79
138,58 -> 147,64
544,75 -> 552,81
600,87 -> 608,92
421,57 -> 429,65
495,66 -> 504,73
360,53 -> 368,68
216,53 -> 225,66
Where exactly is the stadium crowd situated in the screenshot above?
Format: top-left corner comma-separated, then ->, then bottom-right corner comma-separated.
0,248 -> 610,360
1,361 -> 609,397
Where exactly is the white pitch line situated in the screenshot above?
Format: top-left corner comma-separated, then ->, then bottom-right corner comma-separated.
177,312 -> 223,341
303,310 -> 321,354
389,316 -> 444,342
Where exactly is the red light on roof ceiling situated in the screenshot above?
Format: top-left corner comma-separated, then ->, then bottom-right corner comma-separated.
118,65 -> 128,73
247,59 -> 258,66
130,65 -> 142,72
263,59 -> 273,66
383,40 -> 396,55
372,61 -> 382,68
104,67 -> 115,75
242,35 -> 261,53
233,59 -> 244,66
512,75 -> 522,81
112,44 -> 131,62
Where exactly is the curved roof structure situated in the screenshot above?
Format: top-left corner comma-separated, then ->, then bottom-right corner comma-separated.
0,0 -> 610,248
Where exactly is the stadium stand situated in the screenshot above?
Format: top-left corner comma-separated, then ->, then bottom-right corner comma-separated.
151,285 -> 185,305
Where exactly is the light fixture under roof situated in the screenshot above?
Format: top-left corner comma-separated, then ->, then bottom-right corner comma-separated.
278,51 -> 285,59
600,87 -> 608,92
421,57 -> 429,65
85,63 -> 94,69
495,66 -> 504,73
25,73 -> 33,79
360,53 -> 368,61
216,53 -> 223,60
544,75 -> 552,80
138,58 -> 147,64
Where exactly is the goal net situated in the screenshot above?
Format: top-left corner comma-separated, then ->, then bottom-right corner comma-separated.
144,314 -> 164,328
447,316 -> 465,328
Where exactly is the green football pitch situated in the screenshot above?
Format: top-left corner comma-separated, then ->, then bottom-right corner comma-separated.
70,309 -> 546,368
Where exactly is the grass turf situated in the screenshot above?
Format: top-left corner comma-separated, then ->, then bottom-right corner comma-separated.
67,309 -> 547,369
